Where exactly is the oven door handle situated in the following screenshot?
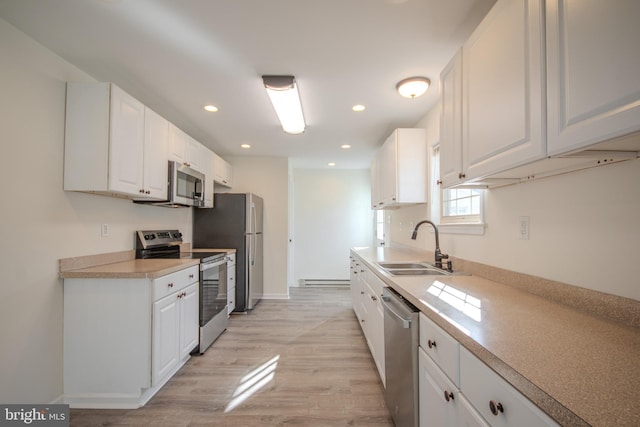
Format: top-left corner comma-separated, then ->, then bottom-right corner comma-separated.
200,259 -> 227,272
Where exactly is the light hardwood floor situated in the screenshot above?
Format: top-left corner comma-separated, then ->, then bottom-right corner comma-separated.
70,287 -> 393,426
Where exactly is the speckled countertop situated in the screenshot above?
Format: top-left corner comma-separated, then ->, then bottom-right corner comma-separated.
59,248 -> 236,279
353,246 -> 640,427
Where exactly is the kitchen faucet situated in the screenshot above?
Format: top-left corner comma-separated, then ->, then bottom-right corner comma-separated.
411,220 -> 452,272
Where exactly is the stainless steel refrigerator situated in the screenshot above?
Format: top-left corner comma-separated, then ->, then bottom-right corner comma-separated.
193,193 -> 264,312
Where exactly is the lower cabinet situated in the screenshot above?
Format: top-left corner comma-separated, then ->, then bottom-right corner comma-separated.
152,282 -> 198,386
419,313 -> 558,427
349,253 -> 385,386
63,265 -> 199,408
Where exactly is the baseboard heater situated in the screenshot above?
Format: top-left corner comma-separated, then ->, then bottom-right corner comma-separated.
299,279 -> 350,287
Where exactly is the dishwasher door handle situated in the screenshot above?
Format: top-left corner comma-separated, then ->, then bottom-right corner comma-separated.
382,296 -> 412,329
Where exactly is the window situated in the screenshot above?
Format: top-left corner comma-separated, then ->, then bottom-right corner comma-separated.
431,145 -> 485,233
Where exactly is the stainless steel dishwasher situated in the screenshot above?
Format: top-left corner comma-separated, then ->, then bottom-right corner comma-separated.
382,287 -> 419,427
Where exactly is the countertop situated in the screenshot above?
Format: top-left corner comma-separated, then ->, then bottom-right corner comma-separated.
352,246 -> 640,427
59,248 -> 236,279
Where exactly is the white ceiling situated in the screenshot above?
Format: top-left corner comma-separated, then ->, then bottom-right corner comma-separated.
0,0 -> 495,169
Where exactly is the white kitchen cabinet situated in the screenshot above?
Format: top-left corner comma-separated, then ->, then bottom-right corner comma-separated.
226,253 -> 236,315
143,107 -> 170,200
439,49 -> 465,188
153,276 -> 199,386
349,252 -> 385,385
213,152 -> 233,187
63,265 -> 199,408
462,0 -> 546,181
460,347 -> 558,427
546,0 -> 640,155
419,348 -> 488,427
370,128 -> 428,209
64,82 -> 167,200
168,124 -> 205,172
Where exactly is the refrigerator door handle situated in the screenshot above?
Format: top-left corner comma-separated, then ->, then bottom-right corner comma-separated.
251,202 -> 256,266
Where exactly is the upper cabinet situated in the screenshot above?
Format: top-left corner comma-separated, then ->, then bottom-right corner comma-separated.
143,107 -> 170,200
64,83 -> 166,200
168,124 -> 203,172
439,0 -> 639,189
461,0 -> 546,181
546,0 -> 640,155
213,153 -> 233,188
371,128 -> 428,209
439,49 -> 464,188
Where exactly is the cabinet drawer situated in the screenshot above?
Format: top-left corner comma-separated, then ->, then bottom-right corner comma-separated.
153,266 -> 198,301
460,347 -> 558,427
420,313 -> 460,386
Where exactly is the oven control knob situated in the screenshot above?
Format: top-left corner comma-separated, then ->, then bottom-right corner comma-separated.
173,232 -> 182,238
144,234 -> 155,240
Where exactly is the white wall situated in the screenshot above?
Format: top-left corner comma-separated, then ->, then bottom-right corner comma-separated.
292,169 -> 372,284
227,156 -> 290,299
388,104 -> 640,301
0,19 -> 194,404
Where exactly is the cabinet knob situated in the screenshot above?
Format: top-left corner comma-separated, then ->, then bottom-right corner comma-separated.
361,291 -> 365,295
489,400 -> 504,416
145,190 -> 150,194
139,189 -> 145,193
371,295 -> 377,301
428,339 -> 437,349
458,172 -> 466,179
168,283 -> 174,288
444,390 -> 454,402
189,274 -> 194,279
437,180 -> 442,185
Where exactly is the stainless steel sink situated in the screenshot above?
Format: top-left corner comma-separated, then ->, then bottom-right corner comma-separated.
376,261 -> 433,269
376,261 -> 451,276
386,269 -> 447,276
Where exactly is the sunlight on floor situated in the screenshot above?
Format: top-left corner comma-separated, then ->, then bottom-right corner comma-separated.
224,355 -> 280,413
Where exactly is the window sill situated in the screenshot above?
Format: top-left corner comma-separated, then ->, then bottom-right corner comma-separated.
439,223 -> 486,236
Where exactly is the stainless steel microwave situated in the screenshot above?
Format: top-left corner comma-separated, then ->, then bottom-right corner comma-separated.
135,160 -> 205,207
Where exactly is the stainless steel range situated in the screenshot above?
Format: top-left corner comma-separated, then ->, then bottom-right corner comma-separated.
135,230 -> 228,354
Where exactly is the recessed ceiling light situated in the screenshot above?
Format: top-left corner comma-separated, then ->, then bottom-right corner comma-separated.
204,105 -> 219,112
352,104 -> 366,112
240,144 -> 251,149
328,162 -> 336,167
341,144 -> 351,149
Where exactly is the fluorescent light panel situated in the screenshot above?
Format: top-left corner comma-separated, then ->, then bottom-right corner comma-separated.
262,75 -> 305,134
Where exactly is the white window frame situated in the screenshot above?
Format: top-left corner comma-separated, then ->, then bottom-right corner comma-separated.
374,209 -> 387,246
431,144 -> 486,235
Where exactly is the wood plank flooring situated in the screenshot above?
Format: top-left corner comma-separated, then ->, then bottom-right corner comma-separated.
70,287 -> 393,426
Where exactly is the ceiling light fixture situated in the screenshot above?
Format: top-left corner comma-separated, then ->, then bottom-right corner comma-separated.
204,104 -> 218,112
341,144 -> 351,149
240,144 -> 251,149
328,162 -> 336,167
396,77 -> 431,99
262,75 -> 305,134
352,104 -> 366,112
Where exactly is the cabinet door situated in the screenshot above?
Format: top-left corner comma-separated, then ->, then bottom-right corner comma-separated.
168,123 -> 187,163
108,85 -> 145,195
179,283 -> 199,361
152,293 -> 180,386
460,348 -> 559,427
440,50 -> 464,187
143,107 -> 169,200
546,0 -> 640,155
462,0 -> 546,180
419,348 -> 460,427
185,135 -> 202,171
379,134 -> 397,205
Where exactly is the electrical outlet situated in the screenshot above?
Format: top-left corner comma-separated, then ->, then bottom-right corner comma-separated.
101,223 -> 109,237
518,216 -> 530,240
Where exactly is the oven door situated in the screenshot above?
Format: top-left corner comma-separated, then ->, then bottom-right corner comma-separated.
200,258 -> 228,327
